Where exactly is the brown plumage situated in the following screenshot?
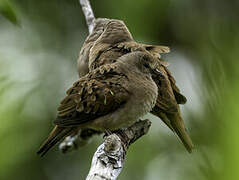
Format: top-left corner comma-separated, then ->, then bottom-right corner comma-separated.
151,65 -> 193,152
77,18 -> 111,77
37,51 -> 159,156
76,18 -> 194,153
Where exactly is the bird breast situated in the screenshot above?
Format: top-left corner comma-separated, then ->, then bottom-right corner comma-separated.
108,74 -> 158,129
130,74 -> 158,117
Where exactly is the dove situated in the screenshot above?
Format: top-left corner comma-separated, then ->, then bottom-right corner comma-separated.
76,18 -> 194,153
37,51 -> 160,156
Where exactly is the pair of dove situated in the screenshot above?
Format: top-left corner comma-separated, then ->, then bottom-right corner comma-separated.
37,18 -> 193,157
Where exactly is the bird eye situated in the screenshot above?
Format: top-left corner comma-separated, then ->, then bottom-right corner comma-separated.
143,63 -> 150,69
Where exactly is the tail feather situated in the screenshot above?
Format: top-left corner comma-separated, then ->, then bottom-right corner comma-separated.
152,111 -> 175,132
167,112 -> 194,153
152,109 -> 193,152
37,126 -> 73,157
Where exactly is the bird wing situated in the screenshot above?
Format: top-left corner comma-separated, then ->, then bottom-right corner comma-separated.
54,64 -> 130,127
164,66 -> 187,104
152,65 -> 193,152
141,44 -> 186,105
153,65 -> 179,114
141,44 -> 170,53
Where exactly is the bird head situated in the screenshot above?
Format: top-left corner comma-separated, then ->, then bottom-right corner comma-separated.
85,18 -> 111,43
96,19 -> 134,44
119,51 -> 164,78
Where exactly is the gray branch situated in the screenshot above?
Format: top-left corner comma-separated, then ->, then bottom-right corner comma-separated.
79,0 -> 95,34
86,120 -> 152,180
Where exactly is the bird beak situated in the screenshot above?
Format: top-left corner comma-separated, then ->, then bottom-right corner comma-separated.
152,68 -> 164,78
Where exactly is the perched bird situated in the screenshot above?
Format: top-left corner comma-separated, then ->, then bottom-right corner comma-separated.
37,51 -> 160,156
76,18 -> 194,152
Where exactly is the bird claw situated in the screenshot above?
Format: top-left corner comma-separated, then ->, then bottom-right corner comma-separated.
59,135 -> 78,153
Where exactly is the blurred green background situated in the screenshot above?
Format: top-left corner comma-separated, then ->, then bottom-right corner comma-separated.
0,0 -> 238,179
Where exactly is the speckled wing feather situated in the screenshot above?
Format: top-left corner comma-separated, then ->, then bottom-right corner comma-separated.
54,64 -> 130,127
37,64 -> 130,156
141,44 -> 170,54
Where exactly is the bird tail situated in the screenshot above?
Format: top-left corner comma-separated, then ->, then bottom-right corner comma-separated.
37,125 -> 73,157
167,112 -> 194,153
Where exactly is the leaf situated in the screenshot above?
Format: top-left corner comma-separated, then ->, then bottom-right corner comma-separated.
0,0 -> 20,25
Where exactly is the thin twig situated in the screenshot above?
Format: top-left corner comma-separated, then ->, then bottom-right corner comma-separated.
79,0 -> 95,34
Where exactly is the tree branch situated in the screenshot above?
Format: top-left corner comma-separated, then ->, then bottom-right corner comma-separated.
79,0 -> 95,34
86,120 -> 152,180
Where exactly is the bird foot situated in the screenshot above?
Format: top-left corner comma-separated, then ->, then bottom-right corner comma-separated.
59,135 -> 79,153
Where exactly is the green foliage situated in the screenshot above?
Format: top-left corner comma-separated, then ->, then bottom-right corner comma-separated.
0,0 -> 19,25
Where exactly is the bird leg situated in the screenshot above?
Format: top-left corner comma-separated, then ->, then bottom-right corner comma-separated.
59,129 -> 102,153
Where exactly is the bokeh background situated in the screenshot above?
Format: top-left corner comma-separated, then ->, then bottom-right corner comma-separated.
0,0 -> 238,179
